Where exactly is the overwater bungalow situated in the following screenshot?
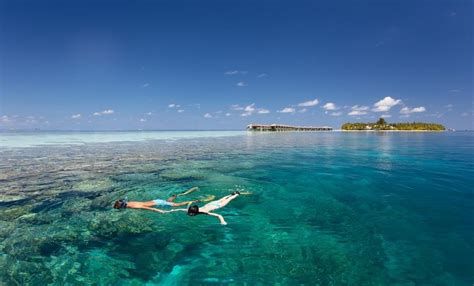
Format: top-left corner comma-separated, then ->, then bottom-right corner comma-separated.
247,124 -> 333,132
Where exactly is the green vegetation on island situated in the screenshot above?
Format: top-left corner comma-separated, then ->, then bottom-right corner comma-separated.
341,118 -> 445,131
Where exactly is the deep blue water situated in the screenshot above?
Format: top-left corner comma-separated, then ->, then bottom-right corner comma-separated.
0,131 -> 473,285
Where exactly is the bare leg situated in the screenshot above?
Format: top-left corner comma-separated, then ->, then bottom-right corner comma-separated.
171,200 -> 198,207
213,194 -> 239,209
167,187 -> 199,202
177,187 -> 199,197
166,194 -> 177,202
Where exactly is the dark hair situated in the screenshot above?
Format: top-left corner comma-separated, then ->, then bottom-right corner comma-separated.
114,200 -> 127,209
187,205 -> 200,216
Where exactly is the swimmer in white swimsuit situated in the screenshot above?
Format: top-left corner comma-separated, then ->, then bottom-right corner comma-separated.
171,191 -> 243,225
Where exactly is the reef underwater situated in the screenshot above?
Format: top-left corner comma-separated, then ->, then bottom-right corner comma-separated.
0,131 -> 472,285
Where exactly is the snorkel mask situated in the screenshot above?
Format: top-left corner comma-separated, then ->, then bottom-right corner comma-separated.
187,205 -> 199,216
114,199 -> 127,209
119,199 -> 127,209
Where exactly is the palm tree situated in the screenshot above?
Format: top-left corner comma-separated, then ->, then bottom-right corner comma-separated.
376,118 -> 387,126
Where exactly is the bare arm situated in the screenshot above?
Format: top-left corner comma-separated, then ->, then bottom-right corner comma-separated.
239,191 -> 252,195
135,206 -> 167,213
166,208 -> 188,213
204,212 -> 227,225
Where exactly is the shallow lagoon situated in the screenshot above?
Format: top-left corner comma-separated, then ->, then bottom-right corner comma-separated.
0,131 -> 473,285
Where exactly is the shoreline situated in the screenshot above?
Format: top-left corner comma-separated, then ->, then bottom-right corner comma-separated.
340,130 -> 446,132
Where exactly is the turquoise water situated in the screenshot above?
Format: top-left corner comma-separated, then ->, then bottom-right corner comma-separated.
0,131 -> 473,285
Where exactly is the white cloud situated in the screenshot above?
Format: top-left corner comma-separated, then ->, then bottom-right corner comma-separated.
27,119 -> 38,124
372,96 -> 402,112
71,114 -> 82,119
322,102 -> 337,110
448,89 -> 461,93
93,109 -> 114,116
348,110 -> 368,116
298,98 -> 319,107
244,104 -> 256,112
236,81 -> 247,87
231,104 -> 244,111
244,103 -> 255,112
241,103 -> 255,116
257,73 -> 268,78
139,118 -> 147,122
400,106 -> 426,114
225,113 -> 231,116
225,70 -> 248,75
330,111 -> 342,116
168,104 -> 180,108
298,108 -> 307,113
204,113 -> 213,118
177,109 -> 184,113
146,112 -> 153,116
278,107 -> 296,113
142,83 -> 150,88
381,114 -> 392,118
351,105 -> 369,111
1,115 -> 11,123
234,103 -> 270,116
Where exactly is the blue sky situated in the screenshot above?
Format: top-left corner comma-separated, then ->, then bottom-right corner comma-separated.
0,0 -> 472,130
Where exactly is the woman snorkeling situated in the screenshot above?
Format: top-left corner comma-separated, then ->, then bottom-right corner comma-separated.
170,191 -> 249,225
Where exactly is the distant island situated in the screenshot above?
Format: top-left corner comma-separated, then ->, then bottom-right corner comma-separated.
341,118 -> 445,131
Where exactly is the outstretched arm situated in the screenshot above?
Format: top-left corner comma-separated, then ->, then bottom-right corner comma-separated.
166,208 -> 188,213
136,206 -> 167,213
137,207 -> 191,214
205,212 -> 227,225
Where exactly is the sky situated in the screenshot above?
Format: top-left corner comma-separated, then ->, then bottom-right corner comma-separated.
0,0 -> 472,130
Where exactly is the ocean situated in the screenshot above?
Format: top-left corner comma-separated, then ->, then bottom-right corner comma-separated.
0,131 -> 473,285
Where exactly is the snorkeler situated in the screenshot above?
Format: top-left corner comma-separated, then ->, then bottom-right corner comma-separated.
170,191 -> 247,225
113,187 -> 202,213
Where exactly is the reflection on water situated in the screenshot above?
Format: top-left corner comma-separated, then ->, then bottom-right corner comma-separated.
0,132 -> 473,284
0,130 -> 246,148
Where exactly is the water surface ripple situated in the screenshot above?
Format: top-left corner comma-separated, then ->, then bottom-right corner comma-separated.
0,132 -> 473,285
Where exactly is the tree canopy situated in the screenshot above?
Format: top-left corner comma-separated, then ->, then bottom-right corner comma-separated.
341,118 -> 445,131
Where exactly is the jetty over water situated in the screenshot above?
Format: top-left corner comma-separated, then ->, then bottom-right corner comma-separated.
247,124 -> 333,132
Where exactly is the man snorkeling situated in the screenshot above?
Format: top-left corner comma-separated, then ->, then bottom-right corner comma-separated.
113,187 -> 204,213
169,191 -> 249,225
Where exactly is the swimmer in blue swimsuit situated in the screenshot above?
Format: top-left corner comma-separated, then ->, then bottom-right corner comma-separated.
113,187 -> 200,213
